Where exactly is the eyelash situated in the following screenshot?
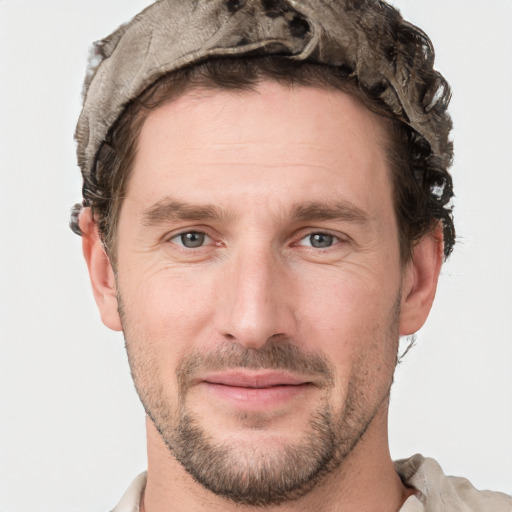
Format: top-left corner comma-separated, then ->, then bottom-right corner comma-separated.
168,231 -> 216,249
167,229 -> 345,251
295,232 -> 343,250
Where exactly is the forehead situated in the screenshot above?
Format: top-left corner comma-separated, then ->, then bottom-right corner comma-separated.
127,81 -> 392,216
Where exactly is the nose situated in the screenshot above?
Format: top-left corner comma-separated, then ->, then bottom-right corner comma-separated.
215,247 -> 297,349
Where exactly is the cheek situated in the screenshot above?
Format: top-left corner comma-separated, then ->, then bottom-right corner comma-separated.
119,266 -> 219,350
301,279 -> 400,413
118,270 -> 214,405
295,264 -> 401,365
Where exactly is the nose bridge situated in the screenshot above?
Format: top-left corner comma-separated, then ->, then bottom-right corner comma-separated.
218,241 -> 295,348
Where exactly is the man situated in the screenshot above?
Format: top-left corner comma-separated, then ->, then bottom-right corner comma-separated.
70,1 -> 511,511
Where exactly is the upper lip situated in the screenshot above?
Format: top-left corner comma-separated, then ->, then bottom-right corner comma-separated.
201,371 -> 310,388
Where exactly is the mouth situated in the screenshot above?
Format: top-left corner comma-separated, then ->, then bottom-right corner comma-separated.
199,371 -> 314,408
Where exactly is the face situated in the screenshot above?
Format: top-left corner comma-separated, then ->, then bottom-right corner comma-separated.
94,82 -> 430,505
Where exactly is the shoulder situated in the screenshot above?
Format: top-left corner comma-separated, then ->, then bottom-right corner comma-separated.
110,472 -> 147,512
395,454 -> 512,512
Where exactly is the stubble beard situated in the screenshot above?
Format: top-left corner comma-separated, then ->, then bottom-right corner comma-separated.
121,300 -> 400,507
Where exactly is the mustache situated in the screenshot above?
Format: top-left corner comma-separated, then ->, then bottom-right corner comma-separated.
176,340 -> 335,390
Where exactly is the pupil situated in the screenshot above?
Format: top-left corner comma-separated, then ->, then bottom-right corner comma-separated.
310,233 -> 333,248
181,232 -> 205,248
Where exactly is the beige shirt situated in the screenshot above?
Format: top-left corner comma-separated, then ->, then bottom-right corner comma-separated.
111,454 -> 512,512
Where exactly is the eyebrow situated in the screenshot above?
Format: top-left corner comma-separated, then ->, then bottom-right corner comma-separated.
142,198 -> 230,226
141,197 -> 371,226
291,201 -> 371,224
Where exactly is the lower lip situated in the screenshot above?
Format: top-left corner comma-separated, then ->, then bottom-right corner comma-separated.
202,382 -> 312,409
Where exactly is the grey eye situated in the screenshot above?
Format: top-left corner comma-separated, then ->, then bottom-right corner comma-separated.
177,232 -> 206,248
309,233 -> 334,248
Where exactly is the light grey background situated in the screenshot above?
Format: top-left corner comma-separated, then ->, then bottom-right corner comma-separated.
0,1 -> 511,510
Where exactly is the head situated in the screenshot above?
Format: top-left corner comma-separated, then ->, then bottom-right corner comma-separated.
74,0 -> 452,506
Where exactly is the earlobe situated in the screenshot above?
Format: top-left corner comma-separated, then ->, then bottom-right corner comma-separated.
79,208 -> 123,332
399,225 -> 444,336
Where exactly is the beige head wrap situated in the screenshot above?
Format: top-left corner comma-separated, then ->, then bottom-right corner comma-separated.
75,0 -> 452,203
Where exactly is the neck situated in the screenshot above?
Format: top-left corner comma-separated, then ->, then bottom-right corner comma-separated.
141,404 -> 413,512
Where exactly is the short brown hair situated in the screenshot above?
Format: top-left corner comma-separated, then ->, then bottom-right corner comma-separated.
71,57 -> 454,264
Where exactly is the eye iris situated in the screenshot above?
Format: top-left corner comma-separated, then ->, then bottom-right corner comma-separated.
310,233 -> 334,248
181,232 -> 205,248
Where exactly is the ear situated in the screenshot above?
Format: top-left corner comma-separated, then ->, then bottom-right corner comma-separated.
399,224 -> 444,335
79,208 -> 123,331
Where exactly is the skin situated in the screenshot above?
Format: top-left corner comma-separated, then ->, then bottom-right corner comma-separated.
81,81 -> 443,511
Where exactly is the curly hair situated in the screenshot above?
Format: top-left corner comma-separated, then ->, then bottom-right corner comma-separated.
71,1 -> 454,264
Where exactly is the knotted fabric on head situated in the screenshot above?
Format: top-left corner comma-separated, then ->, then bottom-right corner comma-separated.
75,0 -> 452,189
